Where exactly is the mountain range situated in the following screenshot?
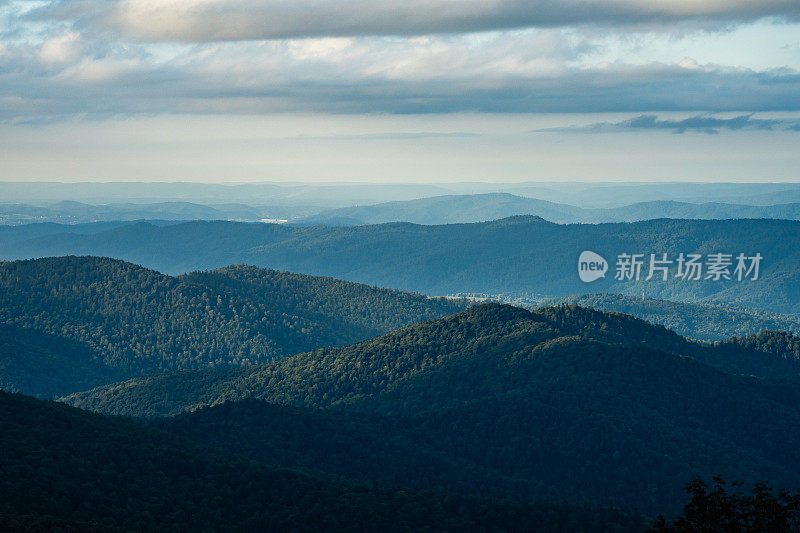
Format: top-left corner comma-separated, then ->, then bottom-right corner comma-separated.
0,200 -> 299,225
4,181 -> 800,208
296,193 -> 800,226
2,217 -> 798,315
3,252 -> 800,525
62,303 -> 800,516
7,192 -> 800,227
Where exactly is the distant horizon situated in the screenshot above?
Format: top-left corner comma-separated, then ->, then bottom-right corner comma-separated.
2,178 -> 800,185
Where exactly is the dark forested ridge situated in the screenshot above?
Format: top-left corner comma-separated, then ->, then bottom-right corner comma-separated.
64,304 -> 800,516
1,391 -> 647,532
0,256 -> 465,397
548,293 -> 800,341
2,217 -> 799,314
0,324 -> 121,399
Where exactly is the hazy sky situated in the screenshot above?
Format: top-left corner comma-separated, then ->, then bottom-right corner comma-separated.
1,0 -> 799,182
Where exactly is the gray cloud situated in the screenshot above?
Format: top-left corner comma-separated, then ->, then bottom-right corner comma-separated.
3,16 -> 800,122
4,61 -> 800,123
533,113 -> 800,134
38,0 -> 800,42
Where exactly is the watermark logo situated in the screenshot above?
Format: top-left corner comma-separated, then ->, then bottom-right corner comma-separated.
578,250 -> 608,283
577,251 -> 763,282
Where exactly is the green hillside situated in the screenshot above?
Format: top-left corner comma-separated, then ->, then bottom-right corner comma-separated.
64,304 -> 800,515
0,256 -> 464,396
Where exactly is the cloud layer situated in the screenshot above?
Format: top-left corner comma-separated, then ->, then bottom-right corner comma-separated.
44,0 -> 800,42
534,114 -> 800,134
1,0 -> 799,123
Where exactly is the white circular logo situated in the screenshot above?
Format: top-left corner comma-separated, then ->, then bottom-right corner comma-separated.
578,251 -> 608,283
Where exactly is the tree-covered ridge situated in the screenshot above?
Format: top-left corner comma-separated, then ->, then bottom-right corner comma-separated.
66,303 -> 800,417
180,264 -> 462,335
4,217 -> 800,314
0,390 -> 645,532
548,293 -> 800,341
720,330 -> 800,362
0,256 -> 465,395
106,303 -> 800,516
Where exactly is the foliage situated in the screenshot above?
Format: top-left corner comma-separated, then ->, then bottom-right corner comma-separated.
651,477 -> 800,532
548,293 -> 800,341
0,256 -> 464,395
0,390 -> 645,532
66,304 -> 800,515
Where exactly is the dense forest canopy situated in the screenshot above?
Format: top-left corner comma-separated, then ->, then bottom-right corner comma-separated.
0,256 -> 465,397
2,390 -> 647,532
548,293 -> 800,341
62,303 -> 800,516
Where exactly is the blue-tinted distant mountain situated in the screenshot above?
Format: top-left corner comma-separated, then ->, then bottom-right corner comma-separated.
296,193 -> 800,225
296,193 -> 586,225
7,194 -> 800,227
597,200 -> 800,223
2,217 -> 799,314
3,181 -> 800,208
0,220 -> 151,243
504,182 -> 800,208
0,181 -> 453,208
0,200 -> 301,225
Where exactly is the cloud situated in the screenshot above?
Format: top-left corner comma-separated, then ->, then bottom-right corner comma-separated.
4,58 -> 800,123
36,29 -> 82,65
3,4 -> 800,122
38,0 -> 800,42
533,113 -> 800,134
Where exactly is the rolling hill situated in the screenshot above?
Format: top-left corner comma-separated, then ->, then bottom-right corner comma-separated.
0,256 -> 465,397
64,304 -> 800,516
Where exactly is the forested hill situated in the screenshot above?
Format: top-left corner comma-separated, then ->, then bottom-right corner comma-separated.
64,303 -> 800,515
3,217 -> 799,314
0,256 -> 465,397
547,293 -> 800,341
66,303 -> 800,418
0,391 -> 645,532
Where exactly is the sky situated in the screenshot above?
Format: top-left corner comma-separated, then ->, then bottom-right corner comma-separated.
1,0 -> 799,182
